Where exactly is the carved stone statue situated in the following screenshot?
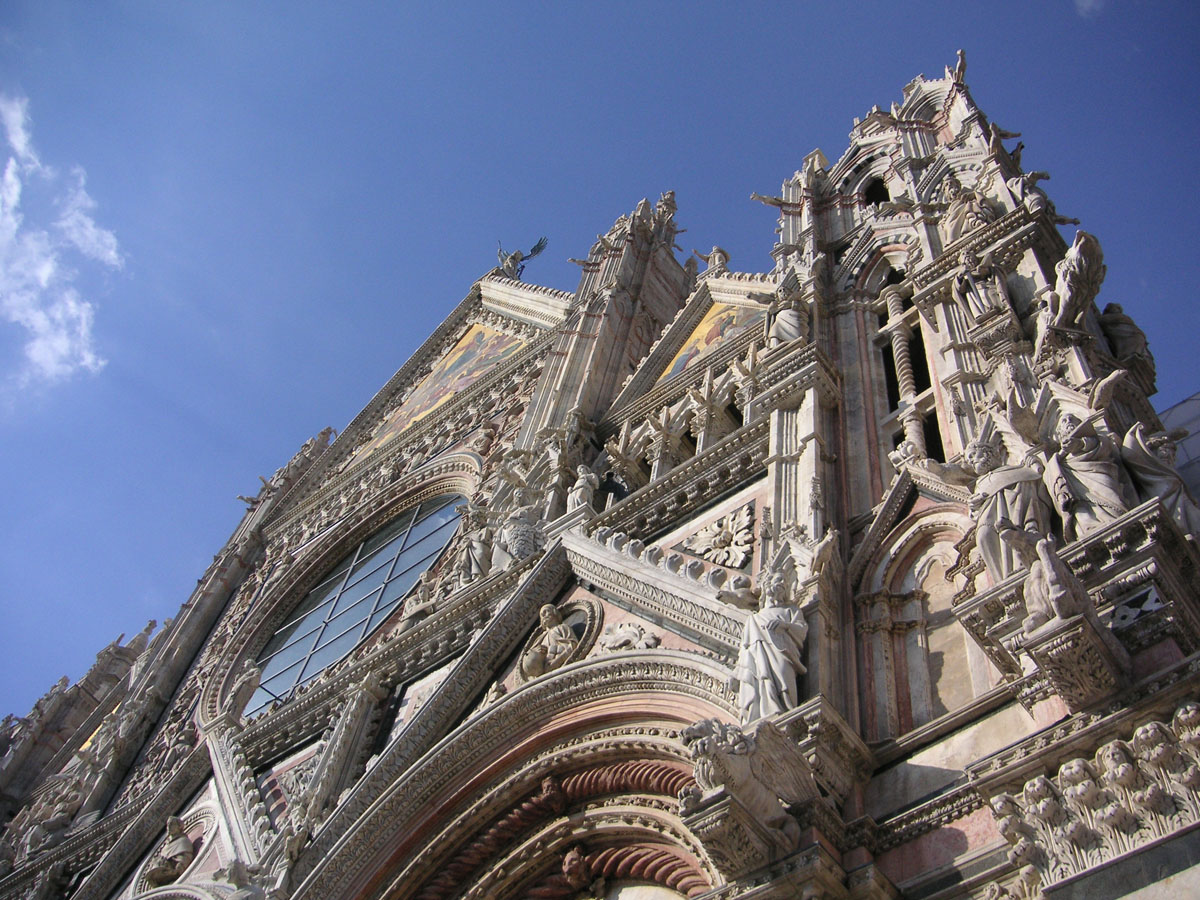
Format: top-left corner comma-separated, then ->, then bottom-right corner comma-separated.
728,547 -> 809,723
654,189 -> 677,225
143,816 -> 195,886
127,620 -> 156,656
20,799 -> 75,858
1121,423 -> 1200,536
1099,303 -> 1152,363
1050,231 -> 1106,332
566,465 -> 599,512
519,605 -> 579,679
399,572 -> 438,627
1044,413 -> 1130,541
228,661 -> 262,717
964,439 -> 1053,583
497,237 -> 547,280
1030,291 -> 1056,360
1006,170 -> 1079,226
951,248 -> 1010,325
215,859 -> 267,900
943,187 -> 995,243
693,246 -> 729,272
952,48 -> 967,83
456,500 -> 495,585
766,295 -> 805,347
492,501 -> 543,571
1000,532 -> 1089,636
597,622 -> 660,652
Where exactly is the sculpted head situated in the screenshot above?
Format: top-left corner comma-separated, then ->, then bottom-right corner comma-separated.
990,793 -> 1020,817
1132,721 -> 1174,760
1148,432 -> 1178,466
1097,740 -> 1132,773
539,604 -> 562,629
759,568 -> 789,607
1055,414 -> 1082,445
1174,701 -> 1200,735
1058,758 -> 1093,786
965,440 -> 1000,476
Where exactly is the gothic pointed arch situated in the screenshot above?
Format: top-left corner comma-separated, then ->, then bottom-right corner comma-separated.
855,504 -> 986,739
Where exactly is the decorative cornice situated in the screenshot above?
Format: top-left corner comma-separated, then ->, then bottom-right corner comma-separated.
478,272 -> 574,329
561,530 -> 744,658
872,783 -> 984,852
588,419 -> 770,539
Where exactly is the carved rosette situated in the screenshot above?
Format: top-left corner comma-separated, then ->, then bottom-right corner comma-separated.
682,505 -> 755,569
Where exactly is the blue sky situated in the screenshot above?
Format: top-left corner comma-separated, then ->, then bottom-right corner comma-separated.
1,2 -> 1197,716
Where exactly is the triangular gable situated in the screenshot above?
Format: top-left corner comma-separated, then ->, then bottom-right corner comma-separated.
353,323 -> 526,462
656,300 -> 765,384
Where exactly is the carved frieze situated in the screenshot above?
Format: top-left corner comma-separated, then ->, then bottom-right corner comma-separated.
983,697 -> 1200,897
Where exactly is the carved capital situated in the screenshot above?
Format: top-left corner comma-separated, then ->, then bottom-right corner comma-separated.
681,791 -> 779,878
1021,613 -> 1127,712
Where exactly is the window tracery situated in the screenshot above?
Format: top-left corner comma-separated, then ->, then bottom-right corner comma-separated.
246,494 -> 462,715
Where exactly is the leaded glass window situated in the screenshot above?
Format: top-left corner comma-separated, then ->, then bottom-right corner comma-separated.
245,493 -> 461,715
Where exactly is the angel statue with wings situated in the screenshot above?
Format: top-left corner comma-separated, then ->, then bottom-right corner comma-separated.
497,236 -> 548,280
721,544 -> 809,723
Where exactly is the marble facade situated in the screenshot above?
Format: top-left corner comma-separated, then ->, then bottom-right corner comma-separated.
2,55 -> 1198,900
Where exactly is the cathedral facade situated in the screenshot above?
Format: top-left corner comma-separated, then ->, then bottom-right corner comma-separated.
2,56 -> 1199,900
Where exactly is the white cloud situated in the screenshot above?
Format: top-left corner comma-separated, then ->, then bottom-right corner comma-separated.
57,167 -> 123,268
1074,0 -> 1105,18
0,95 -> 39,168
0,93 -> 121,386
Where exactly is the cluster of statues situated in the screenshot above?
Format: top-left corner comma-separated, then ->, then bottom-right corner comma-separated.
950,422 -> 1191,586
926,386 -> 1199,592
455,497 -> 545,588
